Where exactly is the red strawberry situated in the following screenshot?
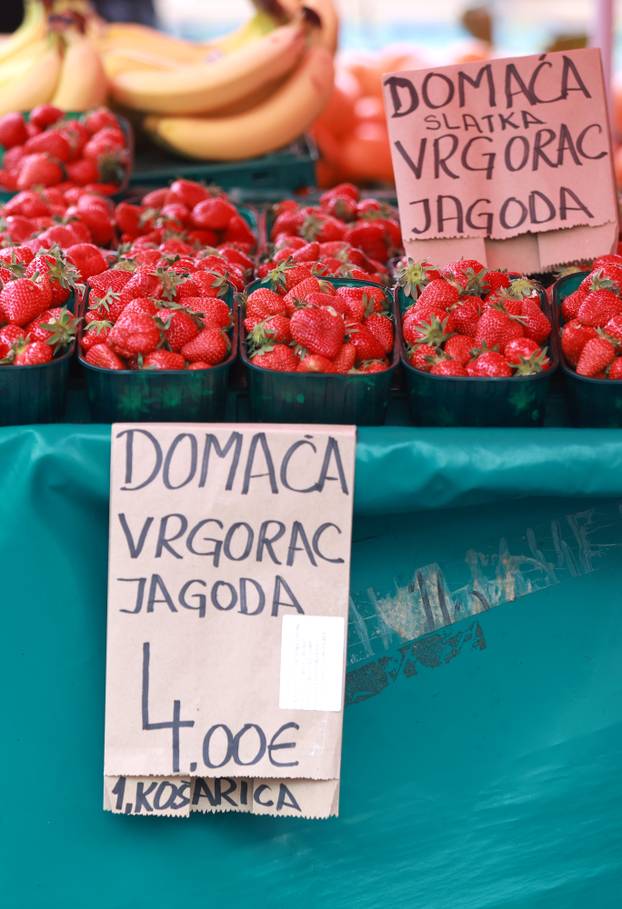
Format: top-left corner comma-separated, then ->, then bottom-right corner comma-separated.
168,179 -> 209,208
408,343 -> 438,372
88,268 -> 132,298
17,154 -> 63,190
65,158 -> 99,186
268,261 -> 315,293
519,298 -> 551,344
561,319 -> 597,366
444,335 -> 476,364
0,278 -> 48,326
333,342 -> 357,373
191,197 -> 237,230
482,269 -> 511,295
467,351 -> 513,377
181,327 -> 229,364
248,314 -> 291,349
250,343 -> 299,372
290,241 -> 320,262
301,212 -> 345,243
444,258 -> 485,282
298,354 -> 337,373
290,307 -> 344,359
0,324 -> 25,358
13,339 -> 54,365
0,112 -> 27,148
403,313 -> 450,348
177,270 -> 227,300
605,313 -> 622,344
157,309 -> 199,351
27,307 -> 77,348
180,296 -> 231,328
336,284 -> 385,314
120,268 -> 163,303
607,358 -> 622,379
30,104 -> 63,130
26,251 -> 77,305
246,287 -> 287,320
446,295 -> 481,335
66,243 -> 107,281
75,195 -> 115,245
430,359 -> 468,376
109,311 -> 160,358
224,214 -> 255,248
475,307 -> 524,348
417,278 -> 459,310
576,336 -> 616,376
283,276 -> 324,312
357,359 -> 390,373
80,319 -> 112,351
187,360 -> 212,370
561,288 -> 586,322
84,343 -> 126,370
142,350 -> 186,370
348,322 -> 385,362
365,313 -> 393,354
577,290 -> 622,327
504,337 -> 541,364
345,221 -> 390,261
25,130 -> 71,162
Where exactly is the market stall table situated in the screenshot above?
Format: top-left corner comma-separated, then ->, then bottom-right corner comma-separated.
3,417 -> 622,907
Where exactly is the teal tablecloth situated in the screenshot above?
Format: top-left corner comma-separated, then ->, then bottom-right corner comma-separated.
3,424 -> 622,908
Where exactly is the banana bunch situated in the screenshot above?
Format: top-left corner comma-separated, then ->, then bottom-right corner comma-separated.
101,0 -> 338,161
0,0 -> 107,114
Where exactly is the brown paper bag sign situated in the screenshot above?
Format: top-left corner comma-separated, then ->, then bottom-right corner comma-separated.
383,48 -> 619,271
103,424 -> 356,819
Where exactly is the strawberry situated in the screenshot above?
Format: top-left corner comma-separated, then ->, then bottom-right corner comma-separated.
577,290 -> 622,327
607,358 -> 622,379
290,241 -> 320,262
0,278 -> 48,326
298,354 -> 337,373
467,351 -> 513,377
109,311 -> 160,358
417,278 -> 459,310
576,337 -> 616,377
336,284 -> 385,313
561,319 -> 597,366
249,314 -> 291,350
430,359 -> 468,376
365,313 -> 393,354
25,130 -> 71,162
446,295 -> 481,335
349,322 -> 386,362
177,270 -> 227,300
322,182 -> 359,203
283,276 -> 324,312
181,327 -> 229,364
397,259 -> 442,299
0,324 -> 25,358
65,158 -> 99,186
403,313 -> 450,348
0,113 -> 27,148
13,339 -> 54,365
66,243 -> 107,281
357,359 -> 390,373
268,261 -> 315,293
250,343 -> 299,372
120,268 -> 163,303
27,307 -> 77,349
481,269 -> 511,295
290,307 -> 344,359
75,195 -> 115,245
191,197 -> 237,231
333,342 -> 357,373
83,108 -> 120,134
475,307 -> 524,348
142,350 -> 186,370
17,154 -> 63,189
561,288 -> 586,322
504,337 -> 541,364
88,268 -> 132,298
444,258 -> 485,282
246,287 -> 287,321
26,250 -> 78,305
301,212 -> 345,243
30,105 -> 63,130
80,319 -> 112,351
168,179 -> 209,208
157,308 -> 199,352
224,214 -> 255,248
187,361 -> 212,370
84,343 -> 126,370
271,208 -> 305,239
444,335 -> 476,364
408,343 -> 439,372
180,296 -> 231,328
519,298 -> 551,344
605,313 -> 622,344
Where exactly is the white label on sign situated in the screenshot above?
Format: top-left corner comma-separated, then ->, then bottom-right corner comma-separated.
279,615 -> 345,712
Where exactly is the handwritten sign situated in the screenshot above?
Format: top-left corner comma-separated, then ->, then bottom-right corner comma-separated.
383,48 -> 619,270
103,423 -> 356,819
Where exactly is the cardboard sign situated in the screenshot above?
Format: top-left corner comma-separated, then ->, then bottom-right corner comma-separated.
103,423 -> 356,819
383,48 -> 619,270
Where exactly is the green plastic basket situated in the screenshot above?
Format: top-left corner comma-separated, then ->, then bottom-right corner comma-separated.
130,136 -> 317,192
0,111 -> 134,202
396,285 -> 559,428
79,286 -> 237,423
241,276 -> 398,425
553,270 -> 622,427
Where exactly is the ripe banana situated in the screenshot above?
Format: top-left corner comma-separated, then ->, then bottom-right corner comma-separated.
0,44 -> 62,115
110,21 -> 307,116
0,36 -> 53,86
304,0 -> 339,53
143,44 -> 335,161
96,23 -> 207,64
101,48 -> 178,80
210,8 -> 283,54
0,0 -> 47,63
52,31 -> 108,110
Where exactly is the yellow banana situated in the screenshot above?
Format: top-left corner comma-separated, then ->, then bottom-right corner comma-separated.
210,9 -> 283,54
0,0 -> 47,63
0,43 -> 62,114
101,47 -> 178,80
143,44 -> 335,161
52,31 -> 108,111
305,0 -> 339,53
96,23 -> 207,64
0,36 -> 52,86
110,21 -> 307,116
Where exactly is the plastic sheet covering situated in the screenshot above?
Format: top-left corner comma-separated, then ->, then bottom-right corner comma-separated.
2,424 -> 622,908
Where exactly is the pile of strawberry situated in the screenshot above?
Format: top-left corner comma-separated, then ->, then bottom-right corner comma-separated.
399,258 -> 552,378
115,179 -> 255,254
0,106 -> 130,194
79,254 -> 233,372
0,246 -> 78,366
560,254 -> 622,379
259,235 -> 388,286
244,262 -> 393,374
268,183 -> 400,270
